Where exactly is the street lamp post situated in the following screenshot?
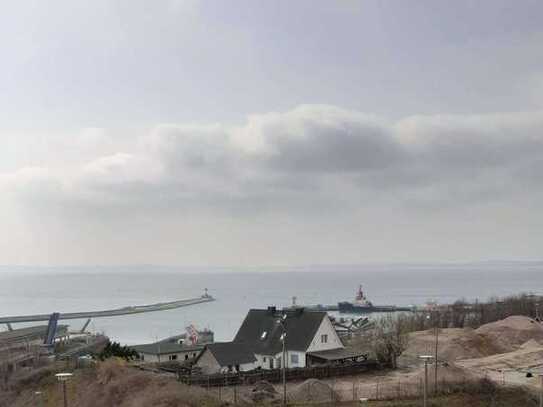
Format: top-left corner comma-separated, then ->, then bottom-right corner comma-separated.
538,373 -> 543,407
55,373 -> 73,407
419,355 -> 433,407
35,391 -> 44,407
276,314 -> 287,406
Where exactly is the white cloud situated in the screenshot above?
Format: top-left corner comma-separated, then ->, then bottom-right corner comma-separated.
2,105 -> 543,216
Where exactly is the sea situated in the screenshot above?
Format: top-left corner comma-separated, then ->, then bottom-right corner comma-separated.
0,262 -> 542,345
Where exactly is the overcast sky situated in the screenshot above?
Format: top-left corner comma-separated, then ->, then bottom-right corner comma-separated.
1,0 -> 542,267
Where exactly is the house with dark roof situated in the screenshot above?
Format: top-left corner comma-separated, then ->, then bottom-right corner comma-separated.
131,341 -> 203,363
194,306 -> 357,374
130,327 -> 214,363
233,307 -> 345,370
193,342 -> 257,374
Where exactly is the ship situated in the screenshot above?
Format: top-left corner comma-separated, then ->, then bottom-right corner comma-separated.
337,285 -> 412,314
283,285 -> 414,314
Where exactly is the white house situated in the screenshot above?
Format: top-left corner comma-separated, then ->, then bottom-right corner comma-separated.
233,307 -> 346,370
195,307 -> 364,374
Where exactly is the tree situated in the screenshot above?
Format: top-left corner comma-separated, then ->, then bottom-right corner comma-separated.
371,315 -> 410,369
96,341 -> 138,361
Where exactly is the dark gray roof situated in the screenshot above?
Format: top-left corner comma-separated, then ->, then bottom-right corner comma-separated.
203,342 -> 256,366
233,308 -> 327,354
131,342 -> 203,355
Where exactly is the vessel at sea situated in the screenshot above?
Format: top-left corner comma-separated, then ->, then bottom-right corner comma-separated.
337,285 -> 412,314
287,285 -> 414,314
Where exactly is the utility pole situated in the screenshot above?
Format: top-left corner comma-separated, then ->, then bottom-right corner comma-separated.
427,309 -> 439,394
419,356 -> 433,407
434,313 -> 439,394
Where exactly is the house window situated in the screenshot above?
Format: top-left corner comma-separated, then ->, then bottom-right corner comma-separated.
169,355 -> 177,361
228,365 -> 233,372
290,354 -> 299,364
321,334 -> 328,344
263,357 -> 267,362
185,354 -> 189,360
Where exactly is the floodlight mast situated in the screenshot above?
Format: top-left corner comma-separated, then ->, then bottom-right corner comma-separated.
55,373 -> 73,407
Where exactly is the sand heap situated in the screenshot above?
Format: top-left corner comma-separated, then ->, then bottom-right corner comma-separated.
400,328 -> 499,364
520,339 -> 541,350
475,316 -> 543,353
457,343 -> 543,372
401,316 -> 543,365
411,362 -> 481,386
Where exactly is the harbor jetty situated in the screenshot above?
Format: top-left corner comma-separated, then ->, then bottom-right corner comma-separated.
0,291 -> 214,325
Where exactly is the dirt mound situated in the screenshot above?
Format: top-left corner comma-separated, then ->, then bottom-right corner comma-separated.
411,362 -> 481,386
401,316 -> 543,364
520,339 -> 541,350
6,359 -> 221,407
288,378 -> 339,402
400,328 -> 499,364
457,345 -> 543,372
475,316 -> 543,353
78,360 -> 218,407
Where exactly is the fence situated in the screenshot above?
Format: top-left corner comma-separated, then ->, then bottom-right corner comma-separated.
198,375 -> 516,405
174,361 -> 379,387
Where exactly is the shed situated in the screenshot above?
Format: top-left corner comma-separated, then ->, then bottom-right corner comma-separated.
194,342 -> 257,374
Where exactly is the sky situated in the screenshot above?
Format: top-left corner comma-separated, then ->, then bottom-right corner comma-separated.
1,0 -> 542,267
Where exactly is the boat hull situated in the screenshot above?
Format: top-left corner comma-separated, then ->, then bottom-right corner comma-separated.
337,302 -> 410,314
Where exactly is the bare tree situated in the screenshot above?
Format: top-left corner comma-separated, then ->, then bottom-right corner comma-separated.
371,315 -> 410,369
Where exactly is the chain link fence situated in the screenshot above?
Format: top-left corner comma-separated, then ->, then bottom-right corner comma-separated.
197,373 -> 542,405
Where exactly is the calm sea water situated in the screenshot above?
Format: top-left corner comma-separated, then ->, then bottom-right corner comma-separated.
0,263 -> 542,345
